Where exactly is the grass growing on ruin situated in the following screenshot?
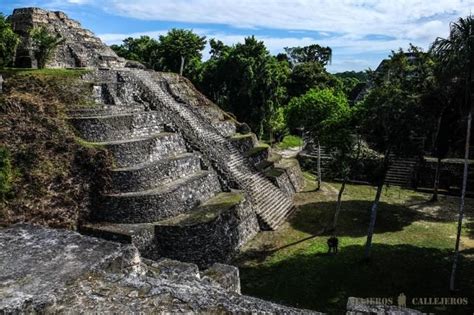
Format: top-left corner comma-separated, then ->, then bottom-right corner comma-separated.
276,135 -> 304,149
0,73 -> 111,228
235,180 -> 474,314
0,68 -> 90,78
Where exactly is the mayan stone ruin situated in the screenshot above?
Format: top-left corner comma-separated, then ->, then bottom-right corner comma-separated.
1,7 -> 312,313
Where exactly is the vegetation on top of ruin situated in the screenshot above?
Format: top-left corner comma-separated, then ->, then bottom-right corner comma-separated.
0,72 -> 111,228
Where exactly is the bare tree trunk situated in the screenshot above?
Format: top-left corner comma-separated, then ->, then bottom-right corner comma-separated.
179,56 -> 185,76
449,104 -> 472,291
365,152 -> 390,260
364,181 -> 384,260
317,140 -> 322,190
431,156 -> 442,202
332,176 -> 348,230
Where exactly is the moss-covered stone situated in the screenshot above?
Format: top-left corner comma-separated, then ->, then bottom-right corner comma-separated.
245,144 -> 269,157
230,133 -> 253,140
158,192 -> 243,226
264,168 -> 285,178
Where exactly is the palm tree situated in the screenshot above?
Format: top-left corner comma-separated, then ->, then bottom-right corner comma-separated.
30,27 -> 65,69
431,15 -> 473,292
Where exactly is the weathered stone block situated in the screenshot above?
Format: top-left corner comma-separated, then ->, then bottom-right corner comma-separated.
102,132 -> 188,168
154,192 -> 258,268
277,158 -> 306,193
0,224 -> 125,313
230,133 -> 258,154
110,153 -> 202,193
265,167 -> 296,197
69,111 -> 164,142
96,171 -> 222,223
1,224 -> 319,314
246,144 -> 270,166
201,263 -> 241,293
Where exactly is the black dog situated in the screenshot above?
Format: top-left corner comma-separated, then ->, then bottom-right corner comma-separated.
327,236 -> 339,254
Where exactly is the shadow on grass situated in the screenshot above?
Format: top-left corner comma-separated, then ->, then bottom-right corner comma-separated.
239,244 -> 474,315
466,221 -> 474,239
290,200 -> 464,238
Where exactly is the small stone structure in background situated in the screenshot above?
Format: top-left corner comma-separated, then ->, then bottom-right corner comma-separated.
8,8 -> 126,68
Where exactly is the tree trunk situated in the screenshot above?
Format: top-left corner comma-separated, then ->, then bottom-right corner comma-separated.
364,152 -> 390,260
332,176 -> 348,230
364,181 -> 384,260
317,140 -> 322,190
431,156 -> 442,202
449,72 -> 472,291
179,56 -> 185,76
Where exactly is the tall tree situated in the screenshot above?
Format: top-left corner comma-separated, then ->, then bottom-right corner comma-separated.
286,88 -> 349,189
0,13 -> 19,68
431,15 -> 474,291
157,29 -> 206,76
30,27 -> 65,69
110,36 -> 160,69
196,36 -> 290,137
287,61 -> 341,97
317,99 -> 357,230
284,44 -> 332,66
358,47 -> 431,259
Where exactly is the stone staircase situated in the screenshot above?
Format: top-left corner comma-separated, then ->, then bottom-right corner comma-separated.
385,156 -> 419,187
70,109 -> 222,224
69,88 -> 260,267
133,70 -> 295,230
68,68 -> 299,267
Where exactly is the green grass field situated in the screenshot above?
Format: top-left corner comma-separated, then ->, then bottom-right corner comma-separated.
235,178 -> 474,314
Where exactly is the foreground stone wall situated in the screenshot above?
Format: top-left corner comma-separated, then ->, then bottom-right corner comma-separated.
0,224 -> 319,314
154,192 -> 259,268
9,8 -> 125,68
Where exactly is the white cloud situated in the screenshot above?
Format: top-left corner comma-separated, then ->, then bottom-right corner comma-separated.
97,0 -> 472,38
99,31 -> 165,45
78,0 -> 474,70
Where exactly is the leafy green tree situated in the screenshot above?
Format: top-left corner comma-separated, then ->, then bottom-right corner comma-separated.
315,98 -> 359,230
284,44 -> 332,66
0,14 -> 19,68
157,29 -> 206,75
287,61 -> 342,97
334,71 -> 369,82
286,88 -> 347,133
30,26 -> 65,69
196,36 -> 290,137
267,105 -> 287,143
357,47 -> 432,260
286,88 -> 349,188
111,36 -> 160,69
431,15 -> 474,291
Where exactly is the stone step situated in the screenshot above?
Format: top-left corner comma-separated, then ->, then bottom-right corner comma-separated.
94,171 -> 222,223
387,168 -> 413,173
109,153 -> 202,193
67,104 -> 144,117
96,132 -> 188,168
69,111 -> 164,142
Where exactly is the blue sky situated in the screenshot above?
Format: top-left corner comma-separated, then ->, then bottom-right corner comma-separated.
1,0 -> 473,72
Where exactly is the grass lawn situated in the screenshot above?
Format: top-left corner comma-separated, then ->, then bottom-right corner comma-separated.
234,176 -> 474,314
